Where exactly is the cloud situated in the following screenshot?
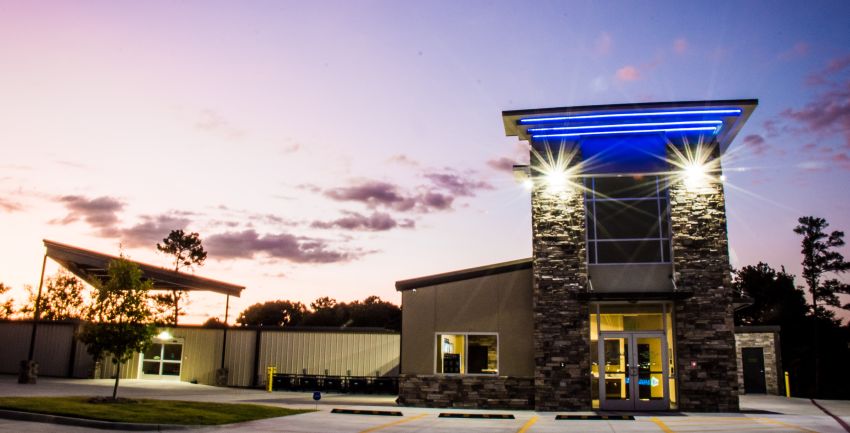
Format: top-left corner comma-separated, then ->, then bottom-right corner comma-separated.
311,211 -> 414,231
486,157 -> 517,173
595,32 -> 612,56
195,109 -> 245,140
0,198 -> 22,213
806,54 -> 850,86
673,38 -> 688,55
205,229 -> 356,263
386,154 -> 420,166
56,195 -> 124,232
782,82 -> 850,147
324,180 -> 417,211
742,134 -> 769,155
120,214 -> 191,248
424,171 -> 493,196
615,65 -> 640,81
778,42 -> 809,60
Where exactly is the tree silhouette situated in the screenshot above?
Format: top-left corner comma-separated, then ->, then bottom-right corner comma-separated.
154,230 -> 207,325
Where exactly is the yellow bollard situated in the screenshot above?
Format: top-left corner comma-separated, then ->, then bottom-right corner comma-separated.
784,371 -> 791,398
267,366 -> 277,392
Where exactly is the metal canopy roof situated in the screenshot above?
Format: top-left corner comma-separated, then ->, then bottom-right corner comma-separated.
44,239 -> 244,297
502,99 -> 758,154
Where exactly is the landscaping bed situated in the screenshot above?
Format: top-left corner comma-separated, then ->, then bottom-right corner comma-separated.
0,396 -> 310,425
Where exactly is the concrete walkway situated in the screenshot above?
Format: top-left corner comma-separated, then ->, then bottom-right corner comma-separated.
0,375 -> 848,432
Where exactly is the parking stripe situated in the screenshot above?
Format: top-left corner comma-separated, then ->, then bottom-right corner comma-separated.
358,413 -> 428,433
754,417 -> 821,433
517,416 -> 538,433
651,417 -> 675,433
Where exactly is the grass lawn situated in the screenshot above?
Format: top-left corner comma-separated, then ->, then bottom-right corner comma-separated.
0,396 -> 311,425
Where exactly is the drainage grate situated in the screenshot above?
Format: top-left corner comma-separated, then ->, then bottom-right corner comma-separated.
438,413 -> 515,419
555,415 -> 635,420
330,409 -> 403,416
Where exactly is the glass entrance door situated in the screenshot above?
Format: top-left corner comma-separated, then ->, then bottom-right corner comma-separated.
599,332 -> 668,410
140,339 -> 183,380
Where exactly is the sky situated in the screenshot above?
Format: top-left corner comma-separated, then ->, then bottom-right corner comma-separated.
1,0 -> 849,324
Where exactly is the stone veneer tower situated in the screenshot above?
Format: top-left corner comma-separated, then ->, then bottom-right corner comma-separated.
529,144 -> 592,410
506,100 -> 757,412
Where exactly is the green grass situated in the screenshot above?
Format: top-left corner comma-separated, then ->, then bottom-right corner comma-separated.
0,397 -> 311,425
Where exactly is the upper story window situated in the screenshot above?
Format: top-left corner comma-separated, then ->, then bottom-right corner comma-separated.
585,176 -> 671,264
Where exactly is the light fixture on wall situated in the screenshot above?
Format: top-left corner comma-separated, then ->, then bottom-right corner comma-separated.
668,139 -> 720,192
531,142 -> 580,194
156,330 -> 173,340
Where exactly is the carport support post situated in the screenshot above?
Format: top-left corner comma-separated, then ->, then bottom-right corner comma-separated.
215,294 -> 230,386
220,295 -> 229,369
20,253 -> 47,384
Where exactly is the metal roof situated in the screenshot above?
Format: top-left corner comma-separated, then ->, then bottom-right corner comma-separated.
395,258 -> 532,291
44,239 -> 244,297
502,99 -> 758,155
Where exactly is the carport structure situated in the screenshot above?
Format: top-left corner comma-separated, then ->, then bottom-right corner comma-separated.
21,239 -> 244,384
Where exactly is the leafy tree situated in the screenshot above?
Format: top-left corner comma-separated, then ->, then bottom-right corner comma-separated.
793,216 -> 850,317
154,230 -> 208,325
300,297 -> 344,327
22,271 -> 89,320
236,300 -> 306,326
76,257 -> 155,400
733,263 -> 808,326
346,296 -> 401,330
0,282 -> 14,319
202,316 -> 226,328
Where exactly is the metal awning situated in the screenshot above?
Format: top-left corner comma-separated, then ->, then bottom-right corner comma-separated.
43,239 -> 244,297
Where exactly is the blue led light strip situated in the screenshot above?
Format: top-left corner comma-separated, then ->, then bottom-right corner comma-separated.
531,126 -> 718,139
519,108 -> 742,124
527,120 -> 722,133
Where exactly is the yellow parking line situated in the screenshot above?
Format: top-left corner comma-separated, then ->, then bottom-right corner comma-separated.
651,417 -> 675,433
754,417 -> 820,433
517,415 -> 539,433
358,413 -> 428,433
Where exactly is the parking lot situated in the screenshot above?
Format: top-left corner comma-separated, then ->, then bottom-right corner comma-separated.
0,376 -> 848,433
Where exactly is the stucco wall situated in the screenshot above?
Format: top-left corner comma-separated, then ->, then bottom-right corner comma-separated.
400,267 -> 534,377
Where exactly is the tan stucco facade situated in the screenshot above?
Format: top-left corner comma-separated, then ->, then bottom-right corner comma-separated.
400,268 -> 534,377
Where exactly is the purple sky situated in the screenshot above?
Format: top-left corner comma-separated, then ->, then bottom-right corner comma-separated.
1,1 -> 849,323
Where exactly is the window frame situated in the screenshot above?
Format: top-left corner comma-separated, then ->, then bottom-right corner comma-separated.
585,176 -> 672,265
433,332 -> 499,376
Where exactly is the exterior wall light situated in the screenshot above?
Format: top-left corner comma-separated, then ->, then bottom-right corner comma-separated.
156,330 -> 173,340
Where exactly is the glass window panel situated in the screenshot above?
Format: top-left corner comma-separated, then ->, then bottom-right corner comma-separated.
659,198 -> 670,238
594,200 -> 661,239
603,338 -> 629,400
467,335 -> 497,375
587,242 -> 597,264
586,207 -> 596,239
142,361 -> 160,375
661,240 -> 671,263
163,344 -> 182,361
596,240 -> 663,263
436,334 -> 464,374
161,362 -> 181,376
593,177 -> 658,199
143,344 -> 162,360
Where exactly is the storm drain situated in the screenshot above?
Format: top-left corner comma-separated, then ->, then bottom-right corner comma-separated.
555,415 -> 635,420
438,413 -> 515,419
331,409 -> 403,416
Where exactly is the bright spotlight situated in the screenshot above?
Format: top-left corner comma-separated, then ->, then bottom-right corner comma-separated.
545,168 -> 569,192
156,330 -> 173,340
522,179 -> 534,190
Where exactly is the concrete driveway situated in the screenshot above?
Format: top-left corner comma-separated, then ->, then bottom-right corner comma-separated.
0,375 -> 848,433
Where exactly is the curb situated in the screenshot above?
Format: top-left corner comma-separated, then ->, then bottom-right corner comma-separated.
810,399 -> 850,433
0,409 -> 203,431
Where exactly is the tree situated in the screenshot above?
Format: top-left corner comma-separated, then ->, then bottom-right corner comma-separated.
793,216 -> 850,397
733,263 -> 808,326
236,300 -> 306,327
76,257 -> 155,400
346,296 -> 401,331
0,282 -> 14,319
22,271 -> 89,320
793,216 -> 850,317
202,316 -> 226,328
154,230 -> 208,325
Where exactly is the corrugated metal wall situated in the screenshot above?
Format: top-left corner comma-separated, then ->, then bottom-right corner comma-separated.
0,322 -> 399,388
0,321 -> 87,377
257,331 -> 400,378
